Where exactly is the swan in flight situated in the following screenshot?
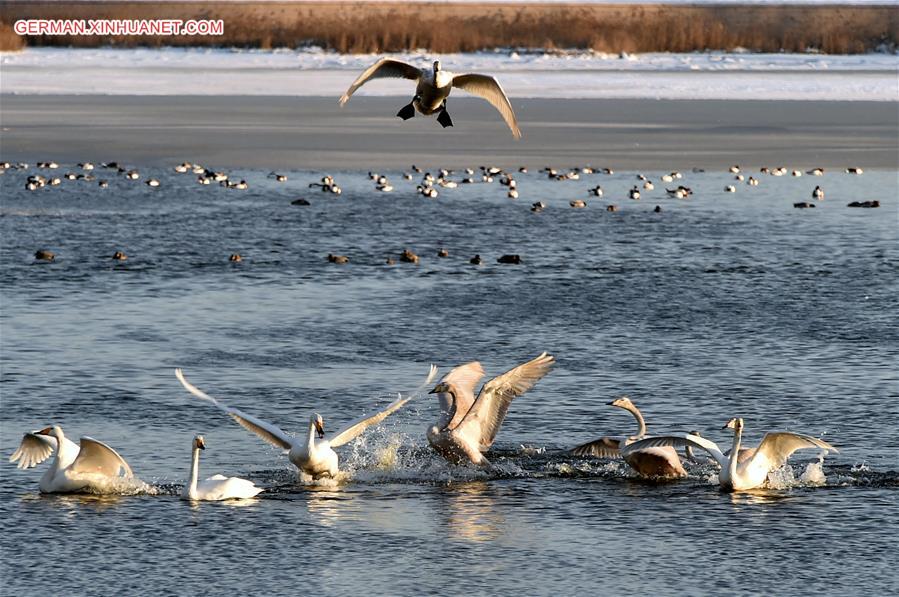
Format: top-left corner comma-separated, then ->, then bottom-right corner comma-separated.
9,425 -> 133,493
339,58 -> 521,139
175,365 -> 438,480
427,352 -> 554,466
621,417 -> 837,491
570,396 -> 687,478
182,435 -> 263,501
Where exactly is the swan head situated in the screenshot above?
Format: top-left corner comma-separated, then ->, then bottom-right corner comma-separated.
723,417 -> 744,431
433,60 -> 441,73
193,435 -> 206,450
608,395 -> 633,409
311,414 -> 325,438
36,425 -> 62,438
428,382 -> 451,395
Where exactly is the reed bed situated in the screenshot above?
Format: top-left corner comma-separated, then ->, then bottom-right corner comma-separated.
1,2 -> 896,54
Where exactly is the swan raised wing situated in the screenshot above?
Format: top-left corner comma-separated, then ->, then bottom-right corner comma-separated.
70,437 -> 133,478
11,432 -> 56,469
175,368 -> 293,452
570,436 -> 622,458
752,432 -> 837,470
454,352 -> 555,450
452,74 -> 521,139
327,364 -> 439,447
436,361 -> 486,430
621,433 -> 729,468
339,58 -> 422,106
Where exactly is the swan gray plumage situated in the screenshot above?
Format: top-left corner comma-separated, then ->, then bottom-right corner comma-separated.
339,58 -> 521,139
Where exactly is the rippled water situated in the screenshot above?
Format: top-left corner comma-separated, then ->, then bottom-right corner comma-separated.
1,163 -> 897,596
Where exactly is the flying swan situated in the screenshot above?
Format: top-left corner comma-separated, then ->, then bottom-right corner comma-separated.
339,58 -> 521,139
182,435 -> 263,501
620,417 -> 837,491
9,425 -> 133,493
175,365 -> 438,480
427,352 -> 554,466
570,396 -> 687,478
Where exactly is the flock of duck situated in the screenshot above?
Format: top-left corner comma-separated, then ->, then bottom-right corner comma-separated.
11,352 -> 837,500
7,157 -> 878,268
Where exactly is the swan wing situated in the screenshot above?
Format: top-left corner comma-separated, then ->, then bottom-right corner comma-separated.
454,352 -> 555,449
339,58 -> 422,106
9,432 -> 58,469
621,434 -> 728,468
451,74 -> 521,139
441,361 -> 486,430
71,437 -> 133,478
753,432 -> 837,470
329,364 -> 439,447
570,436 -> 622,458
175,368 -> 293,452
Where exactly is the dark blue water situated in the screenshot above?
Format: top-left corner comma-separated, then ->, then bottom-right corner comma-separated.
1,163 -> 897,596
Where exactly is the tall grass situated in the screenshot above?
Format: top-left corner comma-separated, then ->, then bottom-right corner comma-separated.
1,2 -> 896,54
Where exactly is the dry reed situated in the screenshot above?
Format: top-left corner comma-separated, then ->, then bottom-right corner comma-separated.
0,3 -> 895,54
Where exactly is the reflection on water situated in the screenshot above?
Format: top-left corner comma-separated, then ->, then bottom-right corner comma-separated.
438,481 -> 504,543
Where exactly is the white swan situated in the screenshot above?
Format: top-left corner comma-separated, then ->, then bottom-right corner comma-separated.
427,352 -> 554,466
339,58 -> 521,139
182,435 -> 263,501
175,365 -> 438,480
10,425 -> 133,493
570,396 -> 687,478
621,417 -> 837,491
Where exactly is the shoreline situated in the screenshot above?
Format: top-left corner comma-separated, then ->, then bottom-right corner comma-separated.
1,95 -> 897,170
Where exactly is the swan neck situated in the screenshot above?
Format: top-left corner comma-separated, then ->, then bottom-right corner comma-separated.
729,427 -> 742,476
306,419 -> 317,452
188,446 -> 200,499
625,404 -> 647,438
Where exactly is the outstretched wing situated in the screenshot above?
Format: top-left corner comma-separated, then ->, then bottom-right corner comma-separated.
439,361 -> 486,430
339,58 -> 421,106
622,434 -> 728,468
71,437 -> 133,478
329,364 -> 439,447
753,432 -> 837,470
452,74 -> 521,139
10,432 -> 58,469
175,368 -> 294,452
570,436 -> 622,458
454,352 -> 555,449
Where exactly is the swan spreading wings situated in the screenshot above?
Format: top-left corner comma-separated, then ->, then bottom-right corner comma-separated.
427,352 -> 555,466
10,425 -> 133,493
175,365 -> 438,480
339,58 -> 521,139
571,396 -> 687,478
621,417 -> 837,491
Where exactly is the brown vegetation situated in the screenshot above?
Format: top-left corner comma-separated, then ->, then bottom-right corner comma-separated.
0,19 -> 26,51
1,2 -> 896,54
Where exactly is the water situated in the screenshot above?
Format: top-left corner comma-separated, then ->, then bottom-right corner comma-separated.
1,164 -> 897,596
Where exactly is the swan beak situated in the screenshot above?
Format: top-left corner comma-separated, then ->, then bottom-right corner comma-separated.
197,437 -> 206,450
428,383 -> 447,394
36,427 -> 53,435
315,419 -> 325,439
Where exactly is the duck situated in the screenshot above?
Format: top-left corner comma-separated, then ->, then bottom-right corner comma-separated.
812,186 -> 824,200
34,250 -> 55,261
10,425 -> 133,493
507,189 -> 519,199
724,185 -> 736,193
427,353 -> 554,466
629,186 -> 641,200
340,59 -> 521,138
112,251 -> 127,261
469,255 -> 482,265
846,167 -> 863,175
400,249 -> 420,264
175,367 -> 437,481
181,435 -> 262,501
793,202 -> 816,209
531,201 -> 545,213
327,253 -> 349,264
570,200 -> 587,208
643,181 -> 654,190
621,417 -> 837,491
497,254 -> 521,264
229,253 -> 242,262
588,185 -> 603,197
747,177 -> 759,186
146,179 -> 160,187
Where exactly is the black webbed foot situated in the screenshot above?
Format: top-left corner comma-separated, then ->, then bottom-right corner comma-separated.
396,103 -> 415,120
437,109 -> 454,128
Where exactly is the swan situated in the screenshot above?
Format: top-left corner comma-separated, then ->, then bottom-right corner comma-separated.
570,396 -> 687,478
182,435 -> 263,501
339,58 -> 521,139
426,352 -> 554,466
175,366 -> 437,480
10,426 -> 133,493
620,417 -> 837,491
